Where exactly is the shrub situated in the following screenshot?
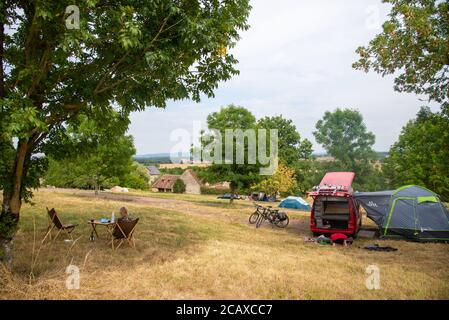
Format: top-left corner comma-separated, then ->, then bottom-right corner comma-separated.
173,179 -> 186,193
121,163 -> 150,190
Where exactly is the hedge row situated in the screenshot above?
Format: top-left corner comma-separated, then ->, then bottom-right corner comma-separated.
200,186 -> 231,195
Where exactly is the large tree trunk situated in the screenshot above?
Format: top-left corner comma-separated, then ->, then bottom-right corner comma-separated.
0,140 -> 29,266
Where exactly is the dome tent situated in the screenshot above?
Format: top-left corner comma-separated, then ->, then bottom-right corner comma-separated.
279,196 -> 311,211
355,185 -> 449,242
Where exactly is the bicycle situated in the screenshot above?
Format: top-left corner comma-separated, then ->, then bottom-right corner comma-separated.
249,204 -> 289,228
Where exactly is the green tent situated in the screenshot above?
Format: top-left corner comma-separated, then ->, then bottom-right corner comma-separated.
355,185 -> 449,242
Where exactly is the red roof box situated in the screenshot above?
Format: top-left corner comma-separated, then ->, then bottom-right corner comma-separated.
319,172 -> 355,190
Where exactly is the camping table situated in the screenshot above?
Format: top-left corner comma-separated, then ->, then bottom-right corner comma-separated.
87,220 -> 116,240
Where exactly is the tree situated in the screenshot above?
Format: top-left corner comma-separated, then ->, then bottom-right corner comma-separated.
173,179 -> 186,194
384,107 -> 449,200
199,105 -> 262,203
257,116 -> 312,165
0,1 -> 251,264
314,109 -> 377,168
353,0 -> 449,110
251,163 -> 296,198
121,163 -> 150,191
45,135 -> 137,194
313,109 -> 385,191
257,115 -> 315,194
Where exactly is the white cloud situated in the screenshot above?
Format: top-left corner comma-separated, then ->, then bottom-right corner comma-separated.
129,0 -> 440,155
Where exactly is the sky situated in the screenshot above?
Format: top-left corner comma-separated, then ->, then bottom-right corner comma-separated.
129,0 -> 439,156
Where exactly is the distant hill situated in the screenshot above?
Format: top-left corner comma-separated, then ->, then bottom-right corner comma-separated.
135,152 -> 190,159
135,151 -> 389,164
134,152 -> 192,165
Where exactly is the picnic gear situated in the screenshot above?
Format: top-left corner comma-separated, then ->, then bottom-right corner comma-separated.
308,172 -> 362,237
249,204 -> 289,228
110,218 -> 139,250
42,207 -> 77,243
355,185 -> 449,242
87,219 -> 115,240
278,196 -> 311,211
364,244 -> 398,252
330,233 -> 348,243
316,235 -> 332,245
330,233 -> 353,246
111,212 -> 116,223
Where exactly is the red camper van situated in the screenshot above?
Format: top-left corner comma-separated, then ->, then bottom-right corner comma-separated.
308,172 -> 361,237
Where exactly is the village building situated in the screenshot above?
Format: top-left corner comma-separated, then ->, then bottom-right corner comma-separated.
146,165 -> 161,183
152,174 -> 180,193
152,169 -> 228,195
180,169 -> 202,194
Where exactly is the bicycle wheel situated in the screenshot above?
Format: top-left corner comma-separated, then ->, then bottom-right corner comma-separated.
249,212 -> 259,224
267,211 -> 277,225
256,214 -> 264,228
276,215 -> 289,228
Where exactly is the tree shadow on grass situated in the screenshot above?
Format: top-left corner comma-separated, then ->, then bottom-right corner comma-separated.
10,202 -> 221,283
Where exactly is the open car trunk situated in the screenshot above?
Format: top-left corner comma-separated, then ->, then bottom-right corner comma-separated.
313,196 -> 350,230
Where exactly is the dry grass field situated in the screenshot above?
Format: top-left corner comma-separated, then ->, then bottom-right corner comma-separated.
1,189 -> 448,300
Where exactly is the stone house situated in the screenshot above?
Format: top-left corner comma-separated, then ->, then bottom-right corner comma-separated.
180,169 -> 202,195
152,169 -> 202,194
152,174 -> 179,192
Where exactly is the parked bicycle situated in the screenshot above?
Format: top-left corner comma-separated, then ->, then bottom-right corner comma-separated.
249,204 -> 289,228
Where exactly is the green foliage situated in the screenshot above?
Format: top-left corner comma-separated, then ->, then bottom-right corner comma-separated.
313,108 -> 386,191
160,167 -> 187,175
257,115 -> 314,194
44,115 -> 142,191
384,107 -> 449,200
251,163 -> 297,197
290,159 -> 324,195
0,0 -> 251,217
199,105 -> 263,197
353,0 -> 449,109
173,179 -> 186,194
257,116 -> 312,164
44,133 -> 136,191
120,162 -> 150,190
314,108 -> 377,166
200,186 -> 231,195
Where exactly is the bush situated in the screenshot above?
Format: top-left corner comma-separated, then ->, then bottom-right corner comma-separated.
173,179 -> 186,193
121,163 -> 149,190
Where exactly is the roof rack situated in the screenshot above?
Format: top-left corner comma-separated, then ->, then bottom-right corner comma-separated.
308,184 -> 353,197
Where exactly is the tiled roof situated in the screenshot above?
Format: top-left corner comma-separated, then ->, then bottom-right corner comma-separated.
152,174 -> 180,189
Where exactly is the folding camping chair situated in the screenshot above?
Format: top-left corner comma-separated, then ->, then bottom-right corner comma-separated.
42,207 -> 77,243
109,218 -> 139,250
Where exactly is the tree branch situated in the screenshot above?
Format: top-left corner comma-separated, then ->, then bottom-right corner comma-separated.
94,15 -> 171,96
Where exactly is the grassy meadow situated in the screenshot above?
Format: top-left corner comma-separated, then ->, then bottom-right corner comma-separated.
1,189 -> 448,299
